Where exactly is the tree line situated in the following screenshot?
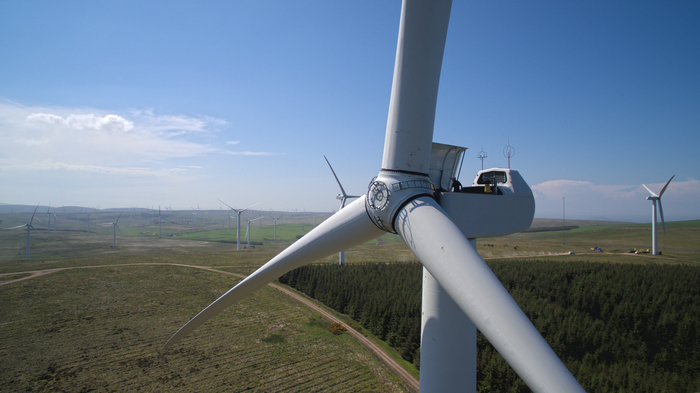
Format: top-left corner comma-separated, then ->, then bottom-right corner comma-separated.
279,260 -> 700,392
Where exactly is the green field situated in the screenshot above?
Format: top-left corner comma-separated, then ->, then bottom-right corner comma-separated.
1,212 -> 699,391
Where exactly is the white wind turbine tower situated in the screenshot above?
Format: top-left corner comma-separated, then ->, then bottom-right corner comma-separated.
324,155 -> 360,265
151,206 -> 174,236
244,216 -> 263,248
166,2 -> 585,392
87,206 -> 100,233
156,206 -> 164,238
643,175 -> 674,255
46,204 -> 56,232
111,212 -> 123,248
226,215 -> 234,234
219,199 -> 259,251
269,215 -> 282,240
1,203 -> 45,261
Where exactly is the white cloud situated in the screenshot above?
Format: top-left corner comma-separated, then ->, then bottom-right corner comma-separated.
14,137 -> 50,146
0,160 -> 188,177
27,113 -> 134,133
225,150 -> 272,156
226,140 -> 240,145
130,109 -> 227,135
0,102 -> 226,177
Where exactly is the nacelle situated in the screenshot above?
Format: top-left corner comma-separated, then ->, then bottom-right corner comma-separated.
438,168 -> 535,238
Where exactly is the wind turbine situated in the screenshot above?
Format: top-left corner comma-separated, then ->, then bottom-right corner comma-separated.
111,212 -> 123,248
324,155 -> 360,265
87,206 -> 100,233
1,203 -> 45,261
189,207 -> 198,227
166,2 -> 584,392
643,175 -> 674,255
269,215 -> 282,240
244,216 -> 263,248
46,204 -> 56,232
156,206 -> 166,238
219,199 -> 259,251
227,215 -> 234,234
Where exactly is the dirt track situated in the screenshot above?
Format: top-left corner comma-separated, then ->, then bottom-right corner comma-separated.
0,263 -> 420,393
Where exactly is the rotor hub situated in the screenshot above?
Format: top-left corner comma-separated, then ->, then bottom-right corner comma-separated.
365,170 -> 435,233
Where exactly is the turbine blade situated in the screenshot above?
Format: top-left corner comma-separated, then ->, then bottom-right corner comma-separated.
217,198 -> 235,210
1,224 -> 28,230
658,199 -> 666,235
164,196 -> 383,348
116,211 -> 123,224
395,196 -> 584,393
116,224 -> 123,236
29,203 -> 40,226
324,155 -> 348,197
382,0 -> 452,173
29,225 -> 47,241
242,202 -> 260,212
642,184 -> 658,198
659,174 -> 675,197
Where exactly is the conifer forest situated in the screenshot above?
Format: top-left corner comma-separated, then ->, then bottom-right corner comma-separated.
279,260 -> 700,392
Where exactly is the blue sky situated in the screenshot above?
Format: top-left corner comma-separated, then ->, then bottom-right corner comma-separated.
1,1 -> 698,222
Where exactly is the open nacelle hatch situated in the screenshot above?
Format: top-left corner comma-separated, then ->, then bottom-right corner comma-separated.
429,143 -> 535,238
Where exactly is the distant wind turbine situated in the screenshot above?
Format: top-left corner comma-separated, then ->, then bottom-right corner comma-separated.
1,203 -> 45,261
269,215 -> 282,240
244,216 -> 263,248
87,206 -> 100,233
111,212 -> 123,248
643,175 -> 675,255
219,199 -> 259,251
227,215 -> 234,234
47,204 -> 57,232
324,155 -> 360,265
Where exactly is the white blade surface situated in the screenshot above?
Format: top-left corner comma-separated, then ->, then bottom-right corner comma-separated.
659,174 -> 675,197
1,224 -> 28,231
29,225 -> 47,241
164,196 -> 383,348
395,196 -> 584,393
29,204 -> 40,226
382,0 -> 452,174
324,155 -> 348,198
642,184 -> 658,197
658,199 -> 666,235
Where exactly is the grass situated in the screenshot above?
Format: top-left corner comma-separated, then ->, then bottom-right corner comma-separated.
475,220 -> 700,265
0,272 -> 31,282
0,263 -> 406,392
